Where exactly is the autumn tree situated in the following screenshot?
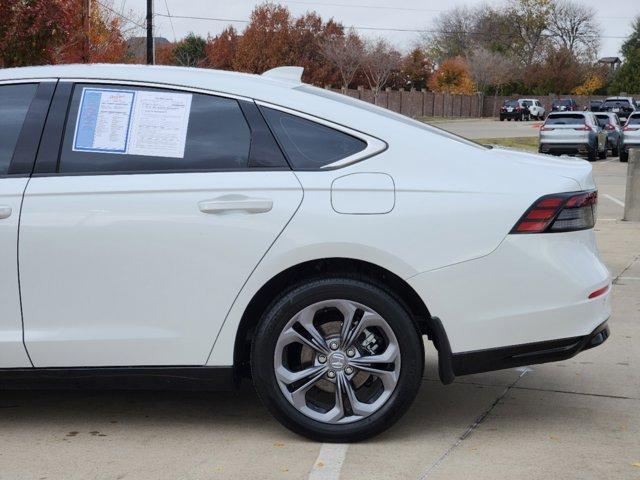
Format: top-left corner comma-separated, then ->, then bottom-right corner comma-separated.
205,26 -> 238,70
361,38 -> 401,100
320,28 -> 364,92
524,47 -> 585,94
289,13 -> 342,86
233,4 -> 291,73
400,48 -> 433,90
422,5 -> 517,62
428,57 -> 476,94
508,0 -> 554,67
468,47 -> 514,93
548,0 -> 599,61
0,0 -> 136,67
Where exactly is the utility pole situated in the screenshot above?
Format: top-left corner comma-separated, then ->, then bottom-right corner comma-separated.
146,0 -> 154,65
82,0 -> 91,63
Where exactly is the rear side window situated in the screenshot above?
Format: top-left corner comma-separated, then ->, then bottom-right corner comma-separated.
59,84 -> 251,174
0,83 -> 37,175
603,100 -> 631,108
628,115 -> 640,125
545,114 -> 585,125
260,107 -> 367,169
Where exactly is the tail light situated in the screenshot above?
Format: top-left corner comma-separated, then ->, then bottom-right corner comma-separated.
604,124 -> 615,131
574,125 -> 592,131
624,125 -> 639,131
540,125 -> 554,131
511,190 -> 597,234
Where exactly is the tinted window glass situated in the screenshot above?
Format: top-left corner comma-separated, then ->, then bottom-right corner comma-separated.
545,114 -> 585,125
594,115 -> 609,127
504,100 -> 519,107
261,107 -> 367,169
0,83 -> 37,175
60,84 -> 250,173
628,115 -> 640,125
602,100 -> 631,108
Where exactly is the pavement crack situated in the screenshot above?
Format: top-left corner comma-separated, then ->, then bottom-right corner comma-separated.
511,385 -> 637,400
417,369 -> 528,480
613,253 -> 640,284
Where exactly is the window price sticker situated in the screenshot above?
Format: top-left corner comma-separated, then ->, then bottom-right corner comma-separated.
73,87 -> 192,158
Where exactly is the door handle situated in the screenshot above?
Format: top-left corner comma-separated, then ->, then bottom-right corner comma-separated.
0,206 -> 11,219
198,196 -> 273,214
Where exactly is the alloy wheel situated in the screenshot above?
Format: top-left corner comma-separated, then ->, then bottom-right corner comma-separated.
273,299 -> 400,424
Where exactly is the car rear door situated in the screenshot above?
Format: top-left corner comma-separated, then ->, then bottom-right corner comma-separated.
19,81 -> 302,367
0,80 -> 55,368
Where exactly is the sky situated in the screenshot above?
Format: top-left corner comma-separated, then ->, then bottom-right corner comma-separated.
115,0 -> 640,58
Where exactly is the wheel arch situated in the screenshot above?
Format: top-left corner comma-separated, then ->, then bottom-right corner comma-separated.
232,257 -> 446,383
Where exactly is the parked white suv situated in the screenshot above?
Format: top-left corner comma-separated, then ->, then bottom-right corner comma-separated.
621,112 -> 640,162
520,98 -> 546,119
0,64 -> 611,442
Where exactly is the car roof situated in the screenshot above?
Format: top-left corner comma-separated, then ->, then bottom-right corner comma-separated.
0,64 -> 299,99
0,63 -> 489,149
548,111 -> 585,115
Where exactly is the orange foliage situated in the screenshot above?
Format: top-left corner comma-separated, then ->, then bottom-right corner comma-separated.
205,26 -> 238,70
233,4 -> 292,73
427,57 -> 476,94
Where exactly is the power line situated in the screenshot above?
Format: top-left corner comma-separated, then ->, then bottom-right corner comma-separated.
95,0 -> 146,29
280,1 -> 444,12
163,0 -> 176,41
152,13 -> 630,39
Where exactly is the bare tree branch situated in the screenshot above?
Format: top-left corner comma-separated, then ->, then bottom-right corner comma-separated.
362,38 -> 401,99
319,28 -> 364,91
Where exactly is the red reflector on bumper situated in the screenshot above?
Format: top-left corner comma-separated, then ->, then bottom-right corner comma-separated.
588,285 -> 609,299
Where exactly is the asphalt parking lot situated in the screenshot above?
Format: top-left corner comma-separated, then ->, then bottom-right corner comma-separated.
1,141 -> 638,480
432,118 -> 541,139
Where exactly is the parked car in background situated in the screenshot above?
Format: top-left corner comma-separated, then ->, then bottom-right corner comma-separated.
0,64 -> 612,442
621,112 -> 640,162
519,98 -> 545,119
600,97 -> 637,123
594,112 -> 623,157
539,111 -> 607,161
551,98 -> 579,112
499,99 -> 531,121
588,100 -> 603,112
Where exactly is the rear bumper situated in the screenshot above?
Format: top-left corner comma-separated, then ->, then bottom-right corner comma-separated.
408,229 -> 611,354
539,143 -> 591,154
450,320 -> 609,376
500,111 -> 525,119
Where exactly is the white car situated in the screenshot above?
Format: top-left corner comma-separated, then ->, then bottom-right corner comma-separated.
0,64 -> 611,442
520,98 -> 546,119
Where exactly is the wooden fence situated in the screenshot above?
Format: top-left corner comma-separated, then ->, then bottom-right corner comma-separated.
329,87 -> 635,119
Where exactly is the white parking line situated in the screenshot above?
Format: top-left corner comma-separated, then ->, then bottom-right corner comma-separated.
308,443 -> 349,480
618,277 -> 640,281
602,193 -> 625,207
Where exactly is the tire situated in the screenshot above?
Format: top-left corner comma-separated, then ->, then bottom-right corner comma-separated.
507,117 -> 512,121
612,141 -> 620,157
587,144 -> 597,162
598,141 -> 608,159
251,277 -> 423,442
500,117 -> 505,121
620,149 -> 629,162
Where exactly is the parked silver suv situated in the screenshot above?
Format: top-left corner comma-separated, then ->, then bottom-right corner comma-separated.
539,112 -> 607,161
594,112 -> 623,157
621,112 -> 640,162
